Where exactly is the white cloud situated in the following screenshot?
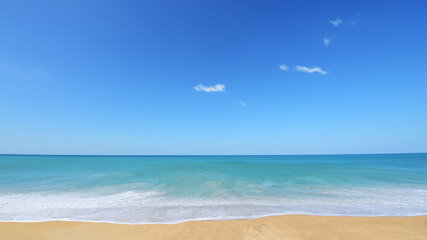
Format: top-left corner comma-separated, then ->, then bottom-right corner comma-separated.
323,38 -> 331,46
330,18 -> 343,26
194,84 -> 225,92
295,66 -> 327,74
279,64 -> 289,71
240,101 -> 247,107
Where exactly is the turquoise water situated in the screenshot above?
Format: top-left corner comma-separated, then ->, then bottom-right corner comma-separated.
0,154 -> 426,223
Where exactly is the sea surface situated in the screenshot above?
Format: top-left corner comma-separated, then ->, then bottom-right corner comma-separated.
0,154 -> 426,223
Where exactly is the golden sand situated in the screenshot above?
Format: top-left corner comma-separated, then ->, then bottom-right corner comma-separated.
1,215 -> 426,240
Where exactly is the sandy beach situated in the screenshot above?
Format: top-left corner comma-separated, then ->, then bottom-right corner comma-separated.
1,215 -> 426,240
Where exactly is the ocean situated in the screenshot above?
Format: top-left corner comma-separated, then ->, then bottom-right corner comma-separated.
0,154 -> 426,223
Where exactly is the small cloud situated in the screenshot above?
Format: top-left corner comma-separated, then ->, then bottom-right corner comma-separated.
323,38 -> 331,47
279,64 -> 289,71
348,22 -> 357,27
0,62 -> 51,83
239,101 -> 247,107
295,66 -> 327,74
194,84 -> 225,92
330,18 -> 343,26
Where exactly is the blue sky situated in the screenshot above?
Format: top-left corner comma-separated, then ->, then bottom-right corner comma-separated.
1,0 -> 426,155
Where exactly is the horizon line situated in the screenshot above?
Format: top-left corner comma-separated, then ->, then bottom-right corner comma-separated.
0,152 -> 426,157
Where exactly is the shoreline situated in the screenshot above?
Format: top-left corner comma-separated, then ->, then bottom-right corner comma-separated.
1,212 -> 427,225
1,215 -> 426,240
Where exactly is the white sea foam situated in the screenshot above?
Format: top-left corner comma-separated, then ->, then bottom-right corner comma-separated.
0,187 -> 426,223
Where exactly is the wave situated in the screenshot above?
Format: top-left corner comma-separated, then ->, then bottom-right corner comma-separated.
1,187 -> 426,224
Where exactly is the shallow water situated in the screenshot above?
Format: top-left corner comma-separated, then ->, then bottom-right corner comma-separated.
0,154 -> 426,223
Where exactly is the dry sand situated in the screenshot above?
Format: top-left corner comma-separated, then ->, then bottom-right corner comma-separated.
1,215 -> 426,240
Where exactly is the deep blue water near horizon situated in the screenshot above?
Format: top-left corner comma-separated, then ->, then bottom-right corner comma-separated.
0,153 -> 426,223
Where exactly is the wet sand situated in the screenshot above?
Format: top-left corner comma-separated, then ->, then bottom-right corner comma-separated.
1,215 -> 426,240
